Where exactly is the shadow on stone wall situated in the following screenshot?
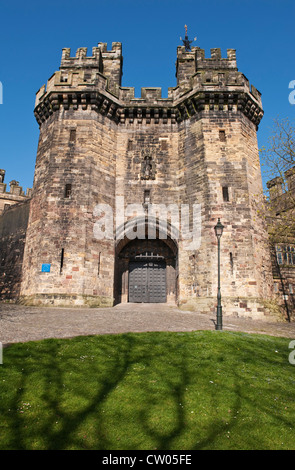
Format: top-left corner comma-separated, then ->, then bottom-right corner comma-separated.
0,200 -> 30,300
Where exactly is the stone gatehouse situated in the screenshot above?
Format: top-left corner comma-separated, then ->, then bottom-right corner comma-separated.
0,39 -> 279,318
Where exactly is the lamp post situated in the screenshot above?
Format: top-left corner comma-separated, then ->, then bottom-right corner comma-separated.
214,218 -> 224,330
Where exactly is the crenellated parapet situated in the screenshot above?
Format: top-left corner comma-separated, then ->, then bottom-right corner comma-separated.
195,47 -> 237,70
176,46 -> 236,88
34,42 -> 263,128
0,170 -> 32,215
60,42 -> 122,96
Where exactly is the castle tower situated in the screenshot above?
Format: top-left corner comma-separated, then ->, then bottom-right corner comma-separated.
20,39 -> 274,317
20,43 -> 123,306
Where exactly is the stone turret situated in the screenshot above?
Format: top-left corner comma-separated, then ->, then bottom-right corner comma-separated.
176,46 -> 237,88
59,42 -> 123,96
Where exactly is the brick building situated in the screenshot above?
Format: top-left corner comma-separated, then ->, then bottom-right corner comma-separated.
0,39 -> 280,318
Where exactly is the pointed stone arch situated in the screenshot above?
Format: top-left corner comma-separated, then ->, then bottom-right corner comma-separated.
114,216 -> 178,304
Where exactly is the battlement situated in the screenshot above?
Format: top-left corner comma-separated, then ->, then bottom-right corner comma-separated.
60,42 -> 122,67
119,87 -> 173,102
176,46 -> 236,67
197,47 -> 237,69
267,166 -> 295,201
34,41 -> 263,128
176,46 -> 237,87
177,46 -> 236,60
59,42 -> 123,95
0,171 -> 32,197
0,170 -> 32,215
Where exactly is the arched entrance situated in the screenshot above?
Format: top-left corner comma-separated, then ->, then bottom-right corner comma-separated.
114,218 -> 178,304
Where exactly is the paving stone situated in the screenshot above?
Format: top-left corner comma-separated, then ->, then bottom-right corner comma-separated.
1,302 -> 294,346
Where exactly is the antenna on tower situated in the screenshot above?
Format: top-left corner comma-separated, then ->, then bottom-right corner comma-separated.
180,25 -> 197,51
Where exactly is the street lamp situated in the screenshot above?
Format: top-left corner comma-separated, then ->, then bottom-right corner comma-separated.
214,218 -> 224,330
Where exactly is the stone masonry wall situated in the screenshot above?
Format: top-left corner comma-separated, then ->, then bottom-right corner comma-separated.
176,111 -> 274,317
0,200 -> 30,299
20,109 -> 117,306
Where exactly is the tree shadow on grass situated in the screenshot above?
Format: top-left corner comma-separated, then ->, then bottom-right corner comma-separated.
1,331 -> 295,450
137,332 -> 295,450
135,335 -> 242,450
2,334 -> 139,449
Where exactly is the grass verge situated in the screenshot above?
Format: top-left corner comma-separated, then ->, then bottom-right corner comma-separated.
0,330 -> 294,450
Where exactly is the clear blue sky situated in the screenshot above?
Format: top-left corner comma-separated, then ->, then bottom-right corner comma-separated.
0,0 -> 294,191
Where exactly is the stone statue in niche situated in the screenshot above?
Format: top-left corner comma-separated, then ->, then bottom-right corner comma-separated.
142,156 -> 153,179
140,149 -> 156,180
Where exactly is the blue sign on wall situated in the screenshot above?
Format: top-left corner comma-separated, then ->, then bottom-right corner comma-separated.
41,264 -> 51,273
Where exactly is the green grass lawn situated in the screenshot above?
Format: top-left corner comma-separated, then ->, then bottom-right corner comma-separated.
0,330 -> 295,450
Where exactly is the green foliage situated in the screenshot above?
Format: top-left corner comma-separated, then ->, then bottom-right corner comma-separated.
0,331 -> 294,450
260,117 -> 295,181
259,117 -> 295,243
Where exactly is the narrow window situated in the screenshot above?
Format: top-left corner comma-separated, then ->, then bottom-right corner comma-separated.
230,252 -> 234,272
289,284 -> 293,294
98,252 -> 101,276
219,130 -> 226,142
161,140 -> 168,151
65,184 -> 72,198
127,140 -> 133,151
286,246 -> 292,265
285,246 -> 295,265
84,72 -> 91,82
274,283 -> 279,293
69,129 -> 76,143
60,248 -> 64,274
222,186 -> 229,202
276,246 -> 283,265
144,190 -> 151,204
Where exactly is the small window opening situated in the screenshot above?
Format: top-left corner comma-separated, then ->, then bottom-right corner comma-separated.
60,248 -> 64,274
84,72 -> 91,82
219,130 -> 226,142
144,190 -> 151,205
161,140 -> 168,151
69,129 -> 76,143
127,140 -> 133,151
289,284 -> 293,294
222,186 -> 229,202
276,249 -> 283,265
98,252 -> 101,276
230,252 -> 234,272
65,184 -> 72,198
